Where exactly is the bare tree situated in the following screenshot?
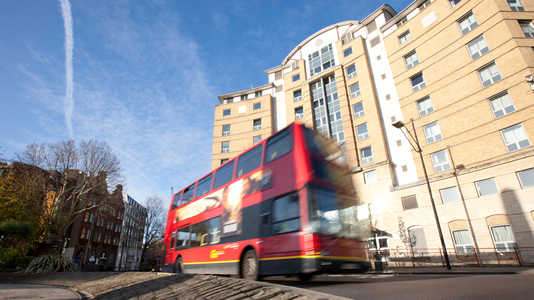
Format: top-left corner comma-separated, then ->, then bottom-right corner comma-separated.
141,195 -> 166,261
15,140 -> 123,241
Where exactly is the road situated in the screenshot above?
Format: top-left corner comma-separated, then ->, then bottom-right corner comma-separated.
263,273 -> 534,299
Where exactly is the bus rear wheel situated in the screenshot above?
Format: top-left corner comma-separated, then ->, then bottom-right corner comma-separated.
241,250 -> 259,281
298,273 -> 314,282
175,257 -> 183,274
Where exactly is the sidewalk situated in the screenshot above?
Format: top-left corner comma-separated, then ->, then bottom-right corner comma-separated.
0,283 -> 81,300
368,265 -> 534,275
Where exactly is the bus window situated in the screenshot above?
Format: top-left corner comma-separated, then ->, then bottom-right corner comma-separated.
195,174 -> 213,199
209,217 -> 221,245
272,193 -> 300,234
191,221 -> 209,247
213,160 -> 235,190
236,145 -> 262,178
171,231 -> 176,250
176,226 -> 190,250
265,129 -> 293,164
171,192 -> 182,210
182,184 -> 195,205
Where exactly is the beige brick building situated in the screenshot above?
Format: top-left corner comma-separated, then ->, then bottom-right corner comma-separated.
212,0 -> 534,260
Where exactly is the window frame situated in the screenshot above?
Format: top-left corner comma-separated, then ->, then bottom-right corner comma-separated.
431,150 -> 452,173
221,141 -> 230,153
292,73 -> 301,82
449,0 -> 462,8
295,107 -> 304,119
265,129 -> 293,164
223,109 -> 231,116
272,192 -> 301,235
478,62 -> 502,88
213,160 -> 235,190
343,47 -> 353,57
398,30 -> 411,45
474,178 -> 499,197
489,224 -> 518,252
253,102 -> 261,110
519,21 -> 534,38
508,0 -> 525,11
353,102 -> 365,119
293,89 -> 302,102
236,145 -> 263,178
451,229 -> 475,253
404,51 -> 419,70
417,96 -> 434,117
411,73 -> 426,92
500,124 -> 531,152
253,135 -> 261,145
458,11 -> 478,35
364,170 -> 377,184
401,195 -> 418,210
253,119 -> 262,131
423,122 -> 443,144
489,92 -> 515,119
346,64 -> 357,79
222,124 -> 230,136
361,147 -> 374,164
517,168 -> 534,188
349,82 -> 361,98
356,123 -> 369,141
467,35 -> 489,60
440,186 -> 461,204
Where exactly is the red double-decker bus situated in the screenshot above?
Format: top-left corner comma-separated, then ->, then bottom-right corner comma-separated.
161,122 -> 370,280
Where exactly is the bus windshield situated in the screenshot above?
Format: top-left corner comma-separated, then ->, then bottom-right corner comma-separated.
308,185 -> 362,239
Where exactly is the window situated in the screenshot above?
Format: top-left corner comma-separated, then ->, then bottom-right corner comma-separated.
237,145 -> 262,177
467,36 -> 489,60
80,228 -> 90,239
489,92 -> 515,119
411,73 -> 426,92
255,91 -> 262,97
399,31 -> 411,45
253,135 -> 261,145
475,178 -> 498,197
272,193 -> 300,234
402,195 -> 418,210
361,147 -> 374,164
490,225 -> 518,251
370,37 -> 381,48
208,217 -> 221,245
404,51 -> 419,70
349,82 -> 361,98
293,90 -> 302,102
223,98 -> 233,104
308,43 -> 335,77
478,63 -> 502,88
364,170 -> 377,183
221,141 -> 229,153
458,12 -> 478,35
357,123 -> 369,140
175,226 -> 190,249
106,221 -> 111,230
220,158 -> 229,165
501,124 -> 530,152
397,16 -> 408,28
295,107 -> 304,119
449,0 -> 462,8
253,119 -> 262,130
419,0 -> 432,11
181,184 -> 195,206
191,221 -> 209,247
346,64 -> 357,79
265,129 -> 293,164
409,226 -> 428,250
223,109 -> 231,116
519,21 -> 534,37
222,125 -> 230,136
517,168 -> 534,188
508,0 -> 525,11
452,230 -> 474,253
213,160 -> 234,189
253,102 -> 261,110
241,95 -> 248,100
423,122 -> 443,144
440,186 -> 461,204
353,102 -> 365,119
343,47 -> 353,57
431,150 -> 451,173
292,73 -> 300,82
195,174 -> 213,199
417,96 -> 434,116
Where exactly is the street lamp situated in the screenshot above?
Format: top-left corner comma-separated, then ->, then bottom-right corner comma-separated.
392,119 -> 451,270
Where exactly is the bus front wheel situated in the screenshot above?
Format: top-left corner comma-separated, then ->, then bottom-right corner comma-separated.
241,250 -> 259,281
175,257 -> 183,274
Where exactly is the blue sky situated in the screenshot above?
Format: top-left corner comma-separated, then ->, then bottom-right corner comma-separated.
0,0 -> 413,209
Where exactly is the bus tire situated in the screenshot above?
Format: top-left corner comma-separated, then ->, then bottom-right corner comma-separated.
175,256 -> 183,274
241,250 -> 259,281
298,273 -> 313,282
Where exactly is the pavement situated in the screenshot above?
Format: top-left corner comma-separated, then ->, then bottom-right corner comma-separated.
0,267 -> 532,300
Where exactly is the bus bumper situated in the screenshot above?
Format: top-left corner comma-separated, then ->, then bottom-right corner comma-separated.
302,257 -> 371,274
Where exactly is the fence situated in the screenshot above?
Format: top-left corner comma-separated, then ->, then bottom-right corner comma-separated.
368,247 -> 534,267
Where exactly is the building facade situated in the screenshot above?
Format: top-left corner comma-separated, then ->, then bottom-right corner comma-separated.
116,193 -> 147,271
213,0 -> 534,261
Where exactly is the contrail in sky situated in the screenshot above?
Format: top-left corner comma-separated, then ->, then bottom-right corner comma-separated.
59,0 -> 74,138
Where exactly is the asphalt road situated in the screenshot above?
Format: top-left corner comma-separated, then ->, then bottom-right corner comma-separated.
263,274 -> 534,299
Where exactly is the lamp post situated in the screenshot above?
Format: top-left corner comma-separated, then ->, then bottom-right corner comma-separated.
392,118 -> 451,270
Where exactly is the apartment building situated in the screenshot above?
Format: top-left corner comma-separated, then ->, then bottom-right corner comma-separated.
212,0 -> 534,258
116,193 -> 147,271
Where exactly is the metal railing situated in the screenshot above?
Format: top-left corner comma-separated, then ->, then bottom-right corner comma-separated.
368,247 -> 534,267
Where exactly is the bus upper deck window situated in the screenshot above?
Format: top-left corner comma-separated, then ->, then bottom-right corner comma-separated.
213,160 -> 235,190
171,191 -> 182,210
265,129 -> 293,164
195,174 -> 213,199
237,145 -> 262,177
182,184 -> 195,205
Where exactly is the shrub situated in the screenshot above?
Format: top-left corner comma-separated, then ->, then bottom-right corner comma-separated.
0,248 -> 22,270
22,255 -> 78,274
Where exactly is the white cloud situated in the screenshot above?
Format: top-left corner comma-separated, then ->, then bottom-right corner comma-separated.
59,0 -> 75,139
